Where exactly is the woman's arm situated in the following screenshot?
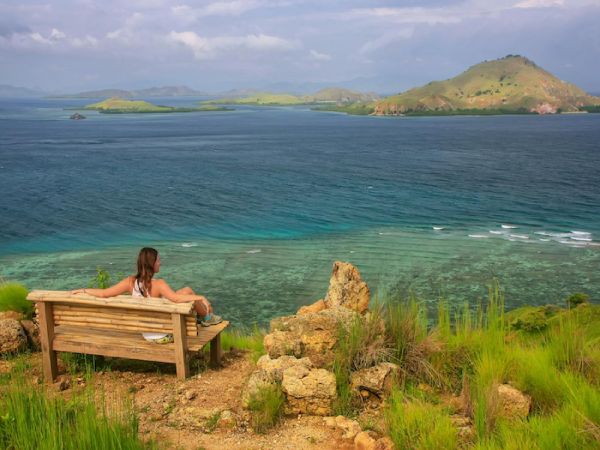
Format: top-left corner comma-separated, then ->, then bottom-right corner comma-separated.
156,280 -> 207,304
71,276 -> 133,298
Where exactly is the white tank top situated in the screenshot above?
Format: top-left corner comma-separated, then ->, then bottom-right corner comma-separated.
133,279 -> 168,341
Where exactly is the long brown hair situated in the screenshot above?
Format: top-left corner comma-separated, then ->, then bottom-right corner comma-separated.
135,247 -> 158,297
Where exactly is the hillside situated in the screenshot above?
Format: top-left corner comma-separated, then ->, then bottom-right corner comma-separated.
0,84 -> 46,98
304,87 -> 379,103
374,55 -> 600,115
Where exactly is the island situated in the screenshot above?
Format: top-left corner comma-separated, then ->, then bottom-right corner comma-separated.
318,55 -> 600,116
81,97 -> 231,114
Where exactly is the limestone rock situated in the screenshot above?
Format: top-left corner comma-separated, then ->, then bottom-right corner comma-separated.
243,355 -> 314,408
0,319 -> 28,354
281,365 -> 337,416
374,437 -> 395,450
324,261 -> 370,314
350,362 -> 400,397
354,431 -> 377,450
256,355 -> 313,383
335,415 -> 362,440
297,299 -> 326,315
496,384 -> 531,419
20,320 -> 40,351
266,307 -> 358,367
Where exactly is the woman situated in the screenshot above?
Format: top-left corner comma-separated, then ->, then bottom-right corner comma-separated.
71,247 -> 222,343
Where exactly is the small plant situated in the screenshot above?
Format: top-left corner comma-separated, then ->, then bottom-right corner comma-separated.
566,293 -> 589,309
89,267 -> 111,289
246,384 -> 285,434
204,411 -> 221,433
0,282 -> 32,318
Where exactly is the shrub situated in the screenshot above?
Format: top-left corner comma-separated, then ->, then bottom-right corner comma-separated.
246,384 -> 285,434
0,282 -> 32,319
88,267 -> 111,289
384,389 -> 457,450
220,326 -> 266,363
566,293 -> 589,308
508,305 -> 560,333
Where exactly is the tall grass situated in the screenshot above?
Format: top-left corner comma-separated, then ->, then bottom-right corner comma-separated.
0,378 -> 152,450
384,388 -> 457,450
246,384 -> 285,434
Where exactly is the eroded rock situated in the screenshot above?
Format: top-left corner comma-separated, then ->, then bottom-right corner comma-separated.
496,384 -> 531,419
324,261 -> 370,314
350,362 -> 400,397
281,365 -> 336,416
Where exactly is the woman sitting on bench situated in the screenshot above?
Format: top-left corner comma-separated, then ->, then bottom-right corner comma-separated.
71,247 -> 222,343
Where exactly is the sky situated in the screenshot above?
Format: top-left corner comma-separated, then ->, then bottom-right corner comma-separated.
1,0 -> 599,94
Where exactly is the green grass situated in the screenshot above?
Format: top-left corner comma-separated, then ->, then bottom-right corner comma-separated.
384,388 -> 457,450
0,282 -> 32,319
0,373 -> 153,450
246,384 -> 285,434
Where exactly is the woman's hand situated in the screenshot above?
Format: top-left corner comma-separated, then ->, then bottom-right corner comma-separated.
70,289 -> 88,295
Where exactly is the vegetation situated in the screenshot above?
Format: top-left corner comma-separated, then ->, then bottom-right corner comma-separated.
0,364 -> 153,450
0,281 -> 32,319
246,384 -> 285,433
332,283 -> 599,448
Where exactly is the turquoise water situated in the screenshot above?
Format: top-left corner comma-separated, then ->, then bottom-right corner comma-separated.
1,98 -> 599,325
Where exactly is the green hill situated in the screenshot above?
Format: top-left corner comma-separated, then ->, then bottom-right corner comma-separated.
206,92 -> 305,106
374,55 -> 600,115
304,87 -> 379,103
83,97 -> 228,114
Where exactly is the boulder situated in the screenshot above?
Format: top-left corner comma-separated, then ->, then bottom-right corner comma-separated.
496,384 -> 531,419
217,409 -> 238,430
350,362 -> 400,397
266,307 -> 358,368
242,355 -> 313,408
297,299 -> 326,315
0,319 -> 28,354
374,437 -> 395,450
20,320 -> 40,351
0,311 -> 24,321
324,261 -> 370,314
281,365 -> 337,416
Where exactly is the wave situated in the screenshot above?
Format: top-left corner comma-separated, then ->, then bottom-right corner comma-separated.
181,242 -> 198,248
246,249 -> 262,254
433,226 -> 445,231
468,234 -> 488,239
509,234 -> 529,239
501,224 -> 518,229
489,230 -> 504,235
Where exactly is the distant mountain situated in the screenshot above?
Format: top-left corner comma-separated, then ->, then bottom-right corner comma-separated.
53,85 -> 206,98
207,87 -> 378,105
0,84 -> 46,97
374,55 -> 600,115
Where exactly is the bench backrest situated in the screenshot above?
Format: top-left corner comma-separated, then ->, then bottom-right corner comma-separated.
27,290 -> 198,337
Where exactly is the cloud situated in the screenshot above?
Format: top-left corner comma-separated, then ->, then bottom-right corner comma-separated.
359,29 -> 414,54
513,0 -> 565,8
169,31 -> 299,59
172,1 -> 262,18
346,7 -> 463,24
309,49 -> 331,61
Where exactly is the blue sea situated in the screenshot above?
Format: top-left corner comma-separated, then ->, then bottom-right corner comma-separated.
1,97 -> 599,325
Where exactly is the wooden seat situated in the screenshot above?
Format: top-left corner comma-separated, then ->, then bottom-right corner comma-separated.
27,290 -> 229,381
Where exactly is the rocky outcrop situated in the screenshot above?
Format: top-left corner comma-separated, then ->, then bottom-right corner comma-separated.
323,261 -> 370,314
496,384 -> 531,419
350,362 -> 400,398
0,319 -> 28,354
20,319 -> 40,351
266,307 -> 358,368
244,261 -> 372,416
281,365 -> 337,416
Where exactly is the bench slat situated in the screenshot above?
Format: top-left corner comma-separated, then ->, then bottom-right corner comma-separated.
28,290 -> 194,314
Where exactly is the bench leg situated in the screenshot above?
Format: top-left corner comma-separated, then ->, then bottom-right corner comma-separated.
172,313 -> 190,379
210,333 -> 222,368
38,302 -> 58,382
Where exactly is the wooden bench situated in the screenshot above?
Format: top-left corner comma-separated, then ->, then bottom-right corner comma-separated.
27,290 -> 229,382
